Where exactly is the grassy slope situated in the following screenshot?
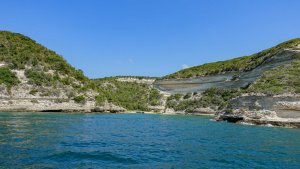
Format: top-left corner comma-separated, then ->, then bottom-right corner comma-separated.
165,39 -> 300,112
0,67 -> 20,89
167,57 -> 300,113
166,88 -> 240,112
248,58 -> 300,94
93,77 -> 162,111
164,38 -> 300,79
0,31 -> 88,88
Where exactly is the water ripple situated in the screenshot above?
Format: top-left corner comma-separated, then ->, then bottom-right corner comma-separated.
0,112 -> 300,168
46,151 -> 138,164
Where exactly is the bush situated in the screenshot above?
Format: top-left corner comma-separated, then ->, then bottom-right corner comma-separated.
29,89 -> 38,95
31,99 -> 38,104
0,67 -> 20,89
73,95 -> 86,104
183,93 -> 192,99
149,89 -> 162,106
95,95 -> 106,105
93,78 -> 163,111
25,69 -> 54,86
166,88 -> 240,112
248,59 -> 300,94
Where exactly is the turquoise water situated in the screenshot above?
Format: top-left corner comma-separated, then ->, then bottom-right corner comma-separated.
0,112 -> 299,169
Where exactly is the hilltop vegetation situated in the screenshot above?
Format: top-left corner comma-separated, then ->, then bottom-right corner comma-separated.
0,31 -> 88,88
164,38 -> 300,79
0,30 -> 99,105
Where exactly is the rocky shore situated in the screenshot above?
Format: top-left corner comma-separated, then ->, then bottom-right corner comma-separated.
215,96 -> 300,128
216,112 -> 300,128
1,96 -> 300,128
0,98 -> 126,113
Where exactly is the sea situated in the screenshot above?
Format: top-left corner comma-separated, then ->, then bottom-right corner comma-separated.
0,112 -> 299,169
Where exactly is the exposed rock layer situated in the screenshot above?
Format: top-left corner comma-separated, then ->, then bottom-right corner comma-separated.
154,50 -> 300,94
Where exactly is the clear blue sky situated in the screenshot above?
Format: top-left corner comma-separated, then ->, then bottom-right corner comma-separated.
1,0 -> 300,78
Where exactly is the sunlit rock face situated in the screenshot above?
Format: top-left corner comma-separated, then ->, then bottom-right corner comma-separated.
229,95 -> 300,118
154,50 -> 300,94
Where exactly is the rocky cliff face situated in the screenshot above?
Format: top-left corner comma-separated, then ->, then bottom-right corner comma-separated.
213,94 -> 300,128
155,40 -> 300,127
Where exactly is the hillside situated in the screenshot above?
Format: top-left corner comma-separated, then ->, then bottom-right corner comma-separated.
0,31 -> 101,111
0,31 -> 164,112
1,30 -> 300,127
164,38 -> 300,79
92,77 -> 164,111
248,57 -> 300,94
155,39 -> 300,94
0,31 -> 95,95
158,39 -> 300,127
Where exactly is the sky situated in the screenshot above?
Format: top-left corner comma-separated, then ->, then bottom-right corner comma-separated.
1,0 -> 300,78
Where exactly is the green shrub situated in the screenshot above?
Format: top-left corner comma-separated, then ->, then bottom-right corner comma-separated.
25,69 -> 54,86
0,31 -> 90,89
166,88 -> 240,112
29,89 -> 38,95
31,99 -> 38,104
149,89 -> 162,106
95,95 -> 106,105
93,78 -> 163,111
248,59 -> 300,94
73,95 -> 86,104
0,67 -> 20,89
183,93 -> 192,99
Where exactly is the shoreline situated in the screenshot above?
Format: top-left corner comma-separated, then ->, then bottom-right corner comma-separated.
1,110 -> 299,129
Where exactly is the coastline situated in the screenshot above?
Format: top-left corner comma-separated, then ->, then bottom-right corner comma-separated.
1,108 -> 299,129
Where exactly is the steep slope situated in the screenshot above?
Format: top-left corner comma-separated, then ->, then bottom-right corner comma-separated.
0,31 -> 98,111
158,39 -> 300,127
164,38 -> 300,79
155,39 -> 300,93
0,31 -> 164,112
248,57 -> 300,94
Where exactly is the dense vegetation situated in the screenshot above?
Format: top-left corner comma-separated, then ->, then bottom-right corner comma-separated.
0,31 -> 88,86
164,38 -> 300,79
166,58 -> 300,113
0,67 -> 20,89
248,58 -> 300,94
73,95 -> 86,104
166,88 -> 240,112
93,77 -> 162,111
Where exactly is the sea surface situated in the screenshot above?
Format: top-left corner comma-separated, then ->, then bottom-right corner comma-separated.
0,112 -> 299,169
